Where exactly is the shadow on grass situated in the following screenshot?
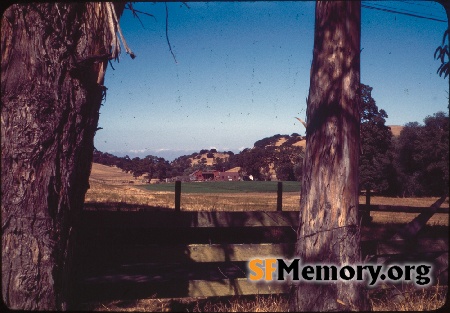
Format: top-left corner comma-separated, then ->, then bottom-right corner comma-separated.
71,206 -> 448,309
84,201 -> 173,212
72,204 -> 298,309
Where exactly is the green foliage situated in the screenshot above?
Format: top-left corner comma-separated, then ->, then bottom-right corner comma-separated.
169,155 -> 192,177
359,84 -> 394,193
93,150 -> 171,180
254,134 -> 284,148
358,84 -> 448,197
238,147 -> 270,180
237,134 -> 304,181
394,112 -> 449,196
434,29 -> 449,79
93,106 -> 448,196
274,145 -> 304,181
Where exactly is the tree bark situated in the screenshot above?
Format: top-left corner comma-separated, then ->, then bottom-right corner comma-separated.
1,3 -> 124,310
290,1 -> 370,311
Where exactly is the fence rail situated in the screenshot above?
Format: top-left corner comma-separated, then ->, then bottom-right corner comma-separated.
75,207 -> 448,303
166,181 -> 450,213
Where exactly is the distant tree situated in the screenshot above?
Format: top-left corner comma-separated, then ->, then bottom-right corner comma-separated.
359,84 -> 393,193
394,122 -> 423,196
419,112 -> 449,195
293,163 -> 303,181
395,112 -> 449,196
238,147 -> 267,180
283,134 -> 304,146
117,155 -> 133,174
253,134 -> 283,148
214,157 -> 230,172
93,149 -> 122,167
154,157 -> 170,180
274,162 -> 295,181
169,156 -> 192,177
130,157 -> 146,178
274,145 -> 303,181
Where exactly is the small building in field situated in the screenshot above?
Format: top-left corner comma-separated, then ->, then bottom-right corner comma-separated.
189,170 -> 204,181
218,171 -> 240,181
189,169 -> 240,181
190,170 -> 220,181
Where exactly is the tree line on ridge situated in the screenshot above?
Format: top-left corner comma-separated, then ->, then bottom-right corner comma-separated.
94,84 -> 448,197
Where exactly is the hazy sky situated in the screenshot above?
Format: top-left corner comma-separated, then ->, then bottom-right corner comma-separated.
95,1 -> 448,161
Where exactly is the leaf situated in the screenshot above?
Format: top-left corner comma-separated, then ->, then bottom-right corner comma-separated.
442,29 -> 449,45
435,46 -> 442,59
440,46 -> 448,63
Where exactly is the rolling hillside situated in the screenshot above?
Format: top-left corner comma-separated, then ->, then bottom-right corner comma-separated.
90,163 -> 141,184
189,151 -> 230,166
91,125 -> 404,182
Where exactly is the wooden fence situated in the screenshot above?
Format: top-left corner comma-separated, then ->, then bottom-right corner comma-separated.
168,181 -> 449,214
74,207 -> 448,303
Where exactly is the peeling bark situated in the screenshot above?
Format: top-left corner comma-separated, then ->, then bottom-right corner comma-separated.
1,3 -> 124,310
290,1 -> 370,311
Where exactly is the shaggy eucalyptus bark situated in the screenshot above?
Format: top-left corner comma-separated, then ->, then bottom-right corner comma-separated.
1,3 -> 124,310
290,1 -> 370,311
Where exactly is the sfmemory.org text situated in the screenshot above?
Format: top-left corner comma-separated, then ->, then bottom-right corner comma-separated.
248,258 -> 432,286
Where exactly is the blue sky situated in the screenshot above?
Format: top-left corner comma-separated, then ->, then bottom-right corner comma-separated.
95,1 -> 448,161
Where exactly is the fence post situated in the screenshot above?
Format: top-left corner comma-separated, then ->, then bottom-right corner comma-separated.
175,180 -> 181,212
366,184 -> 371,206
362,183 -> 371,224
277,181 -> 283,211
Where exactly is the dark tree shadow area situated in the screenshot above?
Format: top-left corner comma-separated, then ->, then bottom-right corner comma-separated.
71,205 -> 298,309
71,204 -> 448,309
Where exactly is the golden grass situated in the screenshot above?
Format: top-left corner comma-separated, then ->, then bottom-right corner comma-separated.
369,283 -> 448,311
82,177 -> 448,312
90,163 -> 143,183
87,295 -> 290,312
85,181 -> 161,206
85,181 -> 448,226
84,285 -> 448,312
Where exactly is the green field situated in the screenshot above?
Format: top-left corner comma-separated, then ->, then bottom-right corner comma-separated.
140,181 -> 301,194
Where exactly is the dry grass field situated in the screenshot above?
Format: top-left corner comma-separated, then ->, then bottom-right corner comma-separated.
85,182 -> 449,226
83,284 -> 449,312
83,163 -> 449,311
86,174 -> 448,227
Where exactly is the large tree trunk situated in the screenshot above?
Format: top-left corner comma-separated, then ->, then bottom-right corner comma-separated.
1,3 -> 124,310
290,1 -> 369,311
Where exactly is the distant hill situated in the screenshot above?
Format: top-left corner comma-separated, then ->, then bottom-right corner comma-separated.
90,163 -> 141,184
389,125 -> 403,137
188,151 -> 231,167
92,126 -> 403,181
273,136 -> 306,148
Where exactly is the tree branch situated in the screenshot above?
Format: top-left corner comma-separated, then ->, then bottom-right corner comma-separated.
165,2 -> 177,63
